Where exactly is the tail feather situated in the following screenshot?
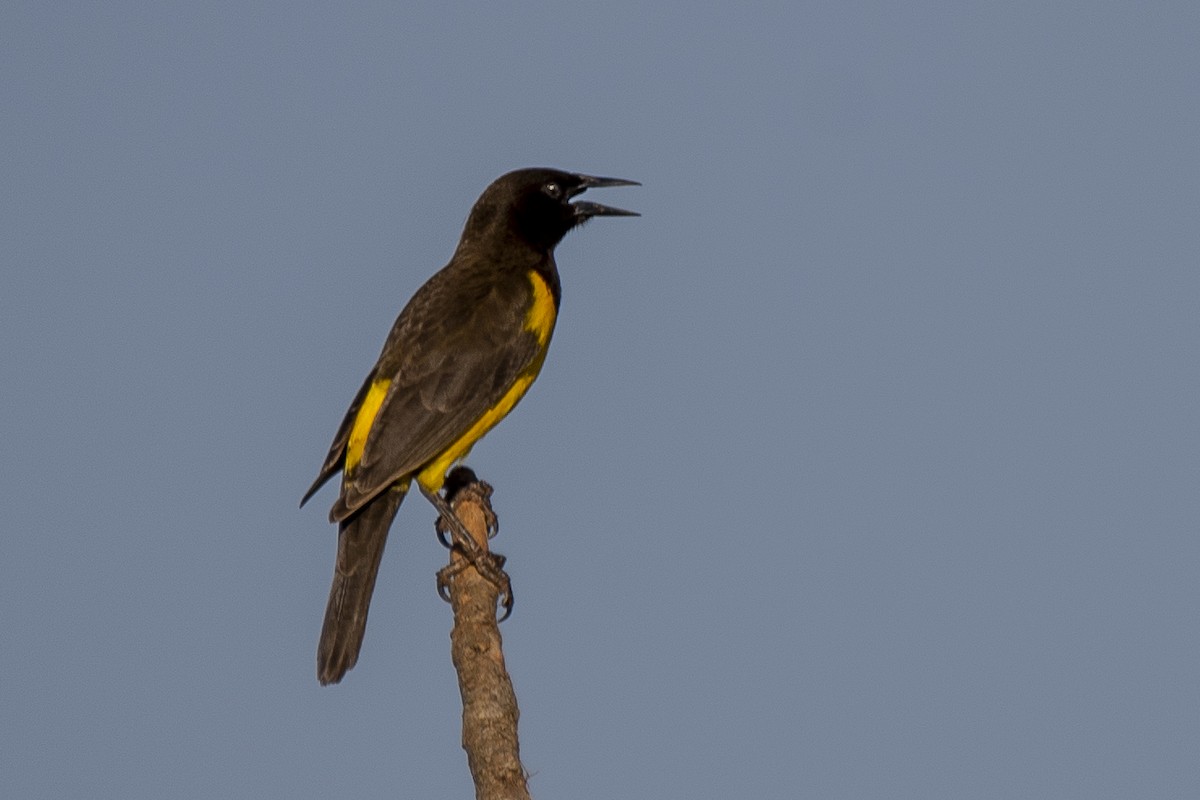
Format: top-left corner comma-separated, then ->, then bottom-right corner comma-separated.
317,485 -> 406,685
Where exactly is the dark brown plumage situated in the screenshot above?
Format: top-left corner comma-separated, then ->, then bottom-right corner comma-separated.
302,168 -> 637,685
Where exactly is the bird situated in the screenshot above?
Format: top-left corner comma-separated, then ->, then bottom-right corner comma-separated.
301,167 -> 638,685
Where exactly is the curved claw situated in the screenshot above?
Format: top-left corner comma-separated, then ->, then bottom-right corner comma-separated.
435,517 -> 454,549
436,566 -> 454,603
497,590 -> 513,622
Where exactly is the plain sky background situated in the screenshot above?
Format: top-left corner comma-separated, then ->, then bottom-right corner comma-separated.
3,3 -> 1198,798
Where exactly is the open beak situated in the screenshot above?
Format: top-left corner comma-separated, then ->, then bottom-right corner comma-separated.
570,174 -> 640,218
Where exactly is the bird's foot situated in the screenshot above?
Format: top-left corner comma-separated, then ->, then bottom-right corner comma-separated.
436,551 -> 512,620
434,469 -> 499,547
422,479 -> 512,620
435,501 -> 498,547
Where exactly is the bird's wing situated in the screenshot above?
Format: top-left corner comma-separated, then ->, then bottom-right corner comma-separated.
332,277 -> 542,520
300,368 -> 378,507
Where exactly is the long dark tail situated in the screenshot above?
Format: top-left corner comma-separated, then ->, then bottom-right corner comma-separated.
317,485 -> 406,685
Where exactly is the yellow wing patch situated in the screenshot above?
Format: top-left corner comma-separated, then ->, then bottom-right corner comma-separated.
345,377 -> 391,473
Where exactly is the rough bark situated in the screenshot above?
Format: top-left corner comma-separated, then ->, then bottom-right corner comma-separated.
444,474 -> 530,800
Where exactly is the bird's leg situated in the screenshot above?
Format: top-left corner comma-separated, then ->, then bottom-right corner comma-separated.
434,499 -> 498,548
420,483 -> 513,620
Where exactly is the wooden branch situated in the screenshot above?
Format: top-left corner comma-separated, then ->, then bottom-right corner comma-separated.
443,468 -> 530,800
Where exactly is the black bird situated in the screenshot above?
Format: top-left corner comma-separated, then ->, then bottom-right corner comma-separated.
301,168 -> 638,685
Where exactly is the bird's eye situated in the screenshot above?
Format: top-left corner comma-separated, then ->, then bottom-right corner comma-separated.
543,181 -> 562,199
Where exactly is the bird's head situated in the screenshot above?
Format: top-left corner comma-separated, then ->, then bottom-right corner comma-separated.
462,168 -> 639,253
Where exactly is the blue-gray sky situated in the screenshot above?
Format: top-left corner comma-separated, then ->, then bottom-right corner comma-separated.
3,3 -> 1198,798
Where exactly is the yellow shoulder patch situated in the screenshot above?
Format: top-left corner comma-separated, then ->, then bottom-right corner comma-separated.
345,377 -> 391,473
524,270 -> 557,347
